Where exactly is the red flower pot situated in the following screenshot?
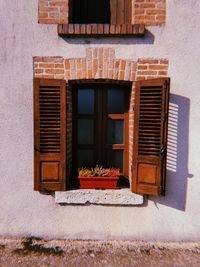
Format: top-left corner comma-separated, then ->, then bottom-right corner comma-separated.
78,176 -> 119,189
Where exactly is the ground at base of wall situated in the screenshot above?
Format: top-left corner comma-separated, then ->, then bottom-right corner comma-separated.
0,238 -> 200,267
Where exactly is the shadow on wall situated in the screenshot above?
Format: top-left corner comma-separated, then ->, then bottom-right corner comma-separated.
62,29 -> 154,45
149,94 -> 193,211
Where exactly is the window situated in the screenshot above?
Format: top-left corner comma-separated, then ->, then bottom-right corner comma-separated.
57,0 -> 146,36
33,78 -> 170,196
70,0 -> 110,24
69,0 -> 131,25
72,83 -> 130,186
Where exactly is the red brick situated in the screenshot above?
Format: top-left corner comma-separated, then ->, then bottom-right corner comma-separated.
55,63 -> 64,68
138,59 -> 159,64
39,63 -> 55,68
140,3 -> 156,8
119,71 -> 125,80
93,59 -> 98,77
35,69 -> 44,74
135,0 -> 145,3
149,65 -> 168,70
144,15 -> 156,20
34,57 -> 45,62
158,71 -> 168,76
39,12 -> 48,18
156,15 -> 166,21
55,75 -> 65,79
87,69 -> 92,79
81,59 -> 86,79
119,60 -> 126,71
137,70 -> 157,75
138,65 -> 148,70
135,9 -> 145,15
66,70 -> 70,80
137,76 -> 146,81
45,69 -> 64,74
145,21 -> 163,26
146,9 -> 165,15
49,13 -> 60,18
65,59 -> 70,70
160,59 -> 169,65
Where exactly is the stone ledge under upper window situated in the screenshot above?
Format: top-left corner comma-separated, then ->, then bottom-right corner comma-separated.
57,24 -> 145,37
55,189 -> 144,206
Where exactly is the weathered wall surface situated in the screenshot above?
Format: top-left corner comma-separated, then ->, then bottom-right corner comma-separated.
0,0 -> 200,241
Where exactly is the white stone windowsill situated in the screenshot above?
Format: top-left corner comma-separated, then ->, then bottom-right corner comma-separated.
55,189 -> 144,206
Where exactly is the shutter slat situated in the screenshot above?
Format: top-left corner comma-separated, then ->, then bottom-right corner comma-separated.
110,0 -> 132,25
34,78 -> 67,191
132,78 -> 170,195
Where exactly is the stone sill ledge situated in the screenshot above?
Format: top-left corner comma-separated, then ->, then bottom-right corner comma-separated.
57,24 -> 145,37
55,189 -> 144,206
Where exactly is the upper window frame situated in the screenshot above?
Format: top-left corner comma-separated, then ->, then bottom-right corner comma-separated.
57,0 -> 145,37
71,82 -> 130,184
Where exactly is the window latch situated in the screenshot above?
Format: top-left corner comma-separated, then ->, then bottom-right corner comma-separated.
160,145 -> 166,159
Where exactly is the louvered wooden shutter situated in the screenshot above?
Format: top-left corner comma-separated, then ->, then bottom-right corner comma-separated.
110,0 -> 132,25
132,78 -> 170,195
34,78 -> 67,191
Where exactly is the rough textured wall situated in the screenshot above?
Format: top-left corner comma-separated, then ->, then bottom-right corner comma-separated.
1,0 -> 200,241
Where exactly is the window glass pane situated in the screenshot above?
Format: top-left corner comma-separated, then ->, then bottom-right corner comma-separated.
107,88 -> 125,114
107,120 -> 124,144
78,119 -> 94,144
71,0 -> 110,24
78,89 -> 94,114
78,149 -> 94,168
107,150 -> 123,172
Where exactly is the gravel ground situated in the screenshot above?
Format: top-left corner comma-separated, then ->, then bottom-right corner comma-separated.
0,237 -> 200,267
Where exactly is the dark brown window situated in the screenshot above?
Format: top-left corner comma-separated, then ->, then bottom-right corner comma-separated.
34,78 -> 170,195
70,0 -> 110,24
72,83 -> 130,179
57,0 -> 146,36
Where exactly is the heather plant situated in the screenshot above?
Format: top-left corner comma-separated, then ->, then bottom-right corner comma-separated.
78,165 -> 120,177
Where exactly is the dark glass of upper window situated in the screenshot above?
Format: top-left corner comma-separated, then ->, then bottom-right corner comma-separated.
70,0 -> 110,24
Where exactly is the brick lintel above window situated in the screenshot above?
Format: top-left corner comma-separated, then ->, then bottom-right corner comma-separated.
57,23 -> 145,37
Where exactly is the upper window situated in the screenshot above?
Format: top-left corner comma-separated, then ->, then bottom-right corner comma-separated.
70,0 -> 110,24
57,0 -> 145,36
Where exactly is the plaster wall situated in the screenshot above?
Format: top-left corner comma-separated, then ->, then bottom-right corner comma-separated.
0,0 -> 200,241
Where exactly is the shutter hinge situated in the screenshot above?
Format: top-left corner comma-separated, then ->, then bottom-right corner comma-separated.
34,147 -> 40,153
162,112 -> 166,121
159,186 -> 163,193
164,80 -> 168,90
160,145 -> 166,159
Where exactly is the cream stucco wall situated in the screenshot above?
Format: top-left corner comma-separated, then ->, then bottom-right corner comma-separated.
0,0 -> 200,241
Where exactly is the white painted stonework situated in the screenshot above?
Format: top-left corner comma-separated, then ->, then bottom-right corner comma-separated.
1,0 -> 200,241
55,190 -> 144,206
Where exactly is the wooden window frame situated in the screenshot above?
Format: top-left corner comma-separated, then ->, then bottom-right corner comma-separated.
71,81 -> 130,186
57,0 -> 145,36
34,77 -> 170,196
69,0 -> 110,24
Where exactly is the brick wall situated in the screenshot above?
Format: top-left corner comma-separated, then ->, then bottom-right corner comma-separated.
38,0 -> 166,26
33,48 -> 169,180
33,57 -> 65,79
65,48 -> 137,81
38,0 -> 68,24
136,58 -> 169,80
133,0 -> 166,26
